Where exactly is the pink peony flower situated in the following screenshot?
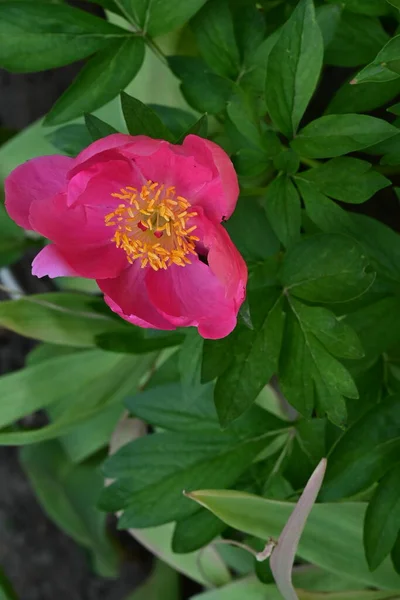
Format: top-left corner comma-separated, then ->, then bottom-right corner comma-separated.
5,134 -> 247,339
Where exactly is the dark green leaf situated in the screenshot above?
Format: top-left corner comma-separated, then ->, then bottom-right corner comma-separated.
176,114 -> 208,143
100,431 -> 269,528
353,36 -> 400,84
224,199 -> 280,262
116,0 -> 208,37
291,114 -> 398,158
387,0 -> 400,8
321,395 -> 400,500
0,2 -> 129,72
316,4 -> 342,48
264,175 -> 301,248
0,204 -> 26,267
179,330 -> 203,395
149,105 -> 197,139
191,0 -> 240,78
95,329 -> 184,354
324,13 -> 389,68
392,531 -> 400,575
121,92 -> 174,141
214,292 -> 285,426
168,56 -> 234,114
299,158 -> 390,204
326,0 -> 389,15
46,124 -> 91,156
172,509 -> 225,553
84,0 -> 124,15
227,87 -> 264,148
45,37 -> 145,126
231,2 -> 266,66
21,441 -> 118,577
0,567 -> 17,600
364,464 -> 400,570
326,77 -> 400,115
273,149 -> 300,175
265,0 -> 323,138
85,113 -> 118,141
281,233 -> 375,303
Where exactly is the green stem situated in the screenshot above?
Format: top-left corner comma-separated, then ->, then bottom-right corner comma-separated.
299,156 -> 321,169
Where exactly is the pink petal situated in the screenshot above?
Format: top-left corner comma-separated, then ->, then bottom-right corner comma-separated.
74,134 -> 163,166
32,245 -> 80,278
182,135 -> 239,221
269,458 -> 328,600
5,155 -> 72,229
145,258 -> 239,340
98,262 -> 177,330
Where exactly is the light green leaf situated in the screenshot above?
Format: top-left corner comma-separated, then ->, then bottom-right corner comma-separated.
299,158 -> 390,204
20,440 -> 119,577
265,0 -> 323,138
291,115 -> 398,158
0,2 -> 129,72
280,233 -> 375,303
0,292 -> 128,347
85,113 -> 118,141
364,464 -> 400,571
45,37 -> 145,126
191,0 -> 240,78
321,394 -> 400,501
116,0 -> 208,37
264,175 -> 301,248
324,13 -> 389,68
121,91 -> 174,140
188,491 -> 400,588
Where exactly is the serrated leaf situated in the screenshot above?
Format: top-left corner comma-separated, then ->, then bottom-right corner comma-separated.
191,0 -> 240,78
45,37 -> 145,126
265,0 -> 323,138
364,464 -> 400,571
85,113 -> 118,141
214,292 -> 285,426
291,115 -> 398,158
320,394 -> 400,501
280,234 -> 375,304
264,175 -> 301,248
0,2 -> 129,72
299,158 -> 390,204
121,92 -> 174,140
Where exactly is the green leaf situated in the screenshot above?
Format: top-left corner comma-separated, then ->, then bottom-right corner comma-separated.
46,124 -> 92,156
387,0 -> 400,7
392,531 -> 400,575
273,149 -> 300,175
172,509 -> 225,554
354,35 -> 400,85
321,394 -> 400,501
227,87 -> 264,148
150,105 -> 197,139
188,491 -> 400,589
291,115 -> 399,158
289,300 -> 364,360
0,568 -> 17,600
264,175 -> 301,248
191,0 -> 240,78
179,330 -> 203,395
100,430 -> 269,528
0,350 -> 154,445
265,0 -> 323,138
326,77 -> 400,115
299,158 -> 390,204
85,113 -> 118,141
191,578 -> 282,600
95,329 -> 185,354
326,0 -> 389,15
0,2 -> 129,72
214,292 -> 285,426
280,233 -> 375,304
324,13 -> 389,68
121,92 -> 174,140
168,56 -> 234,114
176,114 -> 208,143
21,441 -> 118,577
0,204 -> 26,267
116,0 -> 208,37
125,560 -> 179,600
364,464 -> 400,571
45,37 -> 145,126
0,292 -> 128,347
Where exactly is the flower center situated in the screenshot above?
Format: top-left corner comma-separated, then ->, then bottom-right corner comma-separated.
105,181 -> 199,271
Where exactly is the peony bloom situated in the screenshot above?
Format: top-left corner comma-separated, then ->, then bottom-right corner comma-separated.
5,134 -> 247,339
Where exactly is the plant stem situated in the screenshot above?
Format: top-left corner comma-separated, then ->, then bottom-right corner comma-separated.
299,156 -> 321,169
